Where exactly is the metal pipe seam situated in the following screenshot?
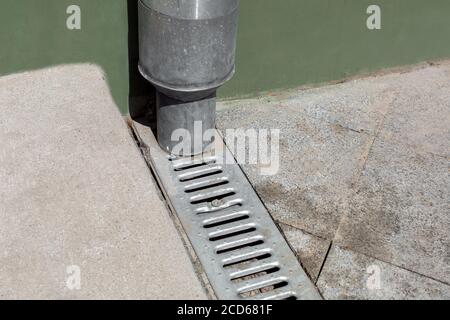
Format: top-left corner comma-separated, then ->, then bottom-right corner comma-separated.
140,0 -> 239,20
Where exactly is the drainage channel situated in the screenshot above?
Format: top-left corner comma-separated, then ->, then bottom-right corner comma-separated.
132,121 -> 322,300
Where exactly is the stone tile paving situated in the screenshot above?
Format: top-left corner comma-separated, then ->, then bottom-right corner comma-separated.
217,61 -> 450,299
217,101 -> 373,240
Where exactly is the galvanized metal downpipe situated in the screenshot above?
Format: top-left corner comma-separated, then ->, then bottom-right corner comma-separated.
138,0 -> 240,156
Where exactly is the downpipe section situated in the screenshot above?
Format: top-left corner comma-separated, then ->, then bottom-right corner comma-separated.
138,0 -> 240,156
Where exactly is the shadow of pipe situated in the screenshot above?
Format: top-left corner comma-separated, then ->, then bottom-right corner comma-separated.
127,0 -> 156,124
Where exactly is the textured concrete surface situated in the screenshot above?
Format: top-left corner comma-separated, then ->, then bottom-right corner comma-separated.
217,62 -> 450,299
335,137 -> 450,284
317,246 -> 450,300
378,66 -> 450,157
0,65 -> 206,299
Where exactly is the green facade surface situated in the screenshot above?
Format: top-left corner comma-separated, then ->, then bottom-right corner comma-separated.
1,0 -> 450,114
222,0 -> 450,98
0,0 -> 129,112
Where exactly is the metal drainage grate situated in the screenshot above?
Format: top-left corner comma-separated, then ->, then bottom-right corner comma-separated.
132,122 -> 322,300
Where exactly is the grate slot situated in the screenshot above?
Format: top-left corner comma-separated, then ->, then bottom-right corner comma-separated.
221,245 -> 272,267
172,157 -> 217,171
184,176 -> 229,193
203,211 -> 251,229
227,260 -> 281,280
236,274 -> 289,295
213,232 -> 263,252
178,165 -> 223,182
207,220 -> 257,236
195,198 -> 243,214
224,253 -> 272,269
190,187 -> 236,205
244,289 -> 298,301
209,223 -> 257,242
217,239 -> 265,255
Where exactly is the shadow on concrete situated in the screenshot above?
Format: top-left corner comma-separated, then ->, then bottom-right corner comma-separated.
127,0 -> 156,122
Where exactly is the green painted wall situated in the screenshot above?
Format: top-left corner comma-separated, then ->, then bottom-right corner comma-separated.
0,0 -> 129,112
1,0 -> 450,114
222,0 -> 450,97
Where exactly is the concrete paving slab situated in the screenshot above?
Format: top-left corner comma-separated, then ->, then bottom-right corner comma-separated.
317,245 -> 450,300
378,66 -> 450,157
217,100 -> 373,239
0,65 -> 207,299
279,223 -> 330,282
335,138 -> 450,284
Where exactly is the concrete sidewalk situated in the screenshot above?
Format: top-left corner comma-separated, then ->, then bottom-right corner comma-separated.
217,62 -> 450,299
0,65 -> 206,299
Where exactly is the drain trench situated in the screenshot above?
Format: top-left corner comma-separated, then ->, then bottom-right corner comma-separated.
131,121 -> 322,300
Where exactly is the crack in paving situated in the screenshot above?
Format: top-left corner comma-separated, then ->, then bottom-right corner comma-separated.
333,90 -> 397,237
315,241 -> 333,286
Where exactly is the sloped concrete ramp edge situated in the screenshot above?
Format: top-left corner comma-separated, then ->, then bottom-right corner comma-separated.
0,64 -> 207,299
